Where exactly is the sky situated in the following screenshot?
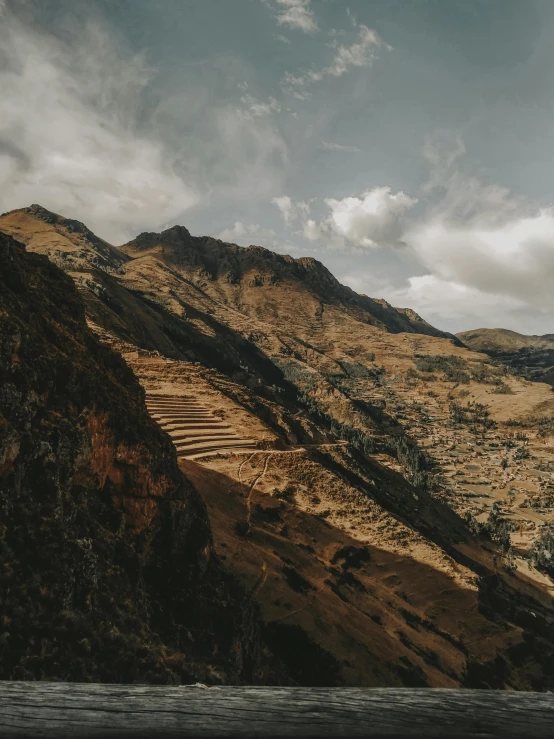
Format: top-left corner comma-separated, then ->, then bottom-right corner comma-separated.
1,0 -> 554,334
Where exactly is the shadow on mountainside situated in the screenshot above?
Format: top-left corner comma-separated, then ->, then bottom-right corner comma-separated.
182,459 -> 554,690
0,232 -> 289,686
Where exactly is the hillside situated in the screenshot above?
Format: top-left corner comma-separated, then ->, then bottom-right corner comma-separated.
0,230 -> 286,685
458,328 -> 554,353
3,205 -> 554,688
119,223 -> 459,341
458,328 -> 554,388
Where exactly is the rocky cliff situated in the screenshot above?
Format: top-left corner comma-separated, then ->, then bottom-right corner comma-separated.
0,231 -> 286,685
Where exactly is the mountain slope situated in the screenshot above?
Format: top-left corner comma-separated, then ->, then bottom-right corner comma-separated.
0,230 -> 286,685
458,328 -> 554,388
119,224 -> 459,341
0,205 -> 458,341
3,205 -> 554,689
458,328 -> 554,353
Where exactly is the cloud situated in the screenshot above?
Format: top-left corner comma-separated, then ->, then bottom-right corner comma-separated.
422,129 -> 467,194
340,270 -> 533,332
401,133 -> 554,311
208,106 -> 289,200
281,70 -> 324,100
319,140 -> 361,152
404,202 -> 554,307
326,25 -> 391,77
0,6 -> 292,241
346,7 -> 357,27
281,25 -> 390,98
382,275 -> 527,324
273,0 -> 317,34
299,187 -> 418,249
334,134 -> 554,331
237,94 -> 281,121
272,195 -> 311,225
0,9 -> 198,243
148,58 -> 290,207
215,220 -> 299,253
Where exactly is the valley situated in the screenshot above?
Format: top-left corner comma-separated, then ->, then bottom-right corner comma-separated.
3,204 -> 554,689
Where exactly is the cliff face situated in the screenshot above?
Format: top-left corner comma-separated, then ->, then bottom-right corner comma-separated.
0,231 -> 285,685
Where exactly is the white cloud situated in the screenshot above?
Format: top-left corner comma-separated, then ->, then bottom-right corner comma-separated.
217,221 -> 277,244
405,204 -> 554,307
210,106 -> 289,200
237,94 -> 281,121
383,275 -> 527,324
319,140 -> 361,152
346,7 -> 357,27
215,220 -> 299,254
337,269 -> 536,333
334,135 -> 554,331
274,0 -> 317,34
326,25 -> 391,77
400,133 -> 554,310
299,187 -> 418,249
0,10 -> 198,243
281,25 -> 390,98
281,70 -> 323,100
302,218 -> 325,241
272,195 -> 311,225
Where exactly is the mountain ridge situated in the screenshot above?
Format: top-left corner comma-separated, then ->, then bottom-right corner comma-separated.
0,204 -> 457,342
120,221 -> 459,341
458,328 -> 554,353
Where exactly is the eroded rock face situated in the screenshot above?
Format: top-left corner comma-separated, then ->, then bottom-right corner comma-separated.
0,231 -> 284,685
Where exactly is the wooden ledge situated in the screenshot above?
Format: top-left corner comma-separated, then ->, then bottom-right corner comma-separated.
1,683 -> 553,738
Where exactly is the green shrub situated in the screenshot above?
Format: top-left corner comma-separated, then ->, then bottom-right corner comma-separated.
532,523 -> 554,576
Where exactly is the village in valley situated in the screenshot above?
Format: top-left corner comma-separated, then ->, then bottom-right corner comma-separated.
349,337 -> 554,584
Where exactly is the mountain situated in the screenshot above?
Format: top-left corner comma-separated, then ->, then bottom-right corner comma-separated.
3,204 -> 554,689
119,223 -> 459,341
0,204 -> 457,343
458,328 -> 554,388
458,328 -> 554,353
0,230 -> 286,685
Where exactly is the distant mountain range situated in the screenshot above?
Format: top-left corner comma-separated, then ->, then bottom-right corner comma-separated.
458,328 -> 554,353
458,328 -> 554,387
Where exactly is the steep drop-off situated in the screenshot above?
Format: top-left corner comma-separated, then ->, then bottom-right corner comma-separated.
0,231 -> 286,685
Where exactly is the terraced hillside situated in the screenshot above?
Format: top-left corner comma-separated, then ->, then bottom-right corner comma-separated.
145,393 -> 257,459
0,230 -> 286,686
